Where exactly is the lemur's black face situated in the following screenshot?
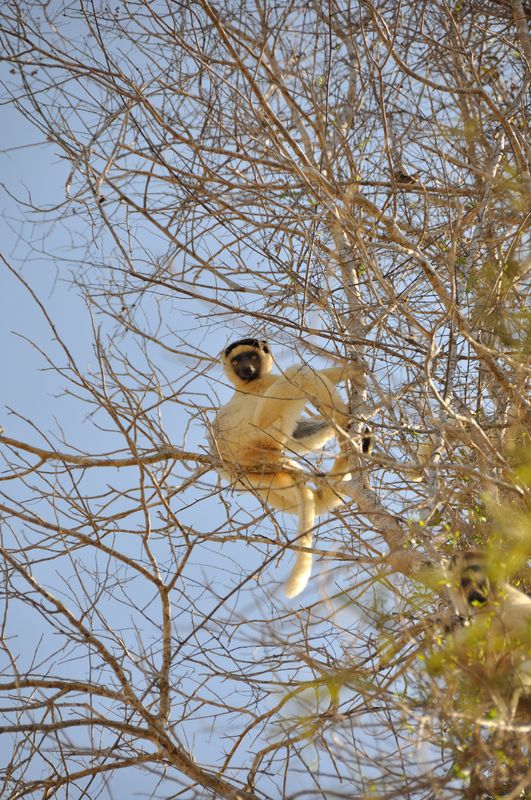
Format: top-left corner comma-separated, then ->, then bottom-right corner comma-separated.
223,339 -> 271,385
230,350 -> 262,382
460,565 -> 489,607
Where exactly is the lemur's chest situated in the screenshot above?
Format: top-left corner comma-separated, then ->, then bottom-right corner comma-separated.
214,395 -> 262,451
217,393 -> 257,429
213,384 -> 282,465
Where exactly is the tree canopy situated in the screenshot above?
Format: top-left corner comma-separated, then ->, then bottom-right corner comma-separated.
0,1 -> 530,798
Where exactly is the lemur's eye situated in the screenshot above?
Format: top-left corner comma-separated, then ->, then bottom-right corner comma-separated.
231,358 -> 238,366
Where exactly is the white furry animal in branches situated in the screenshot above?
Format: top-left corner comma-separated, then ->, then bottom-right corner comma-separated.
444,550 -> 531,717
211,338 -> 356,598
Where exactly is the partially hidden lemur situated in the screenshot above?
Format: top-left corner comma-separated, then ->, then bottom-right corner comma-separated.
444,550 -> 531,716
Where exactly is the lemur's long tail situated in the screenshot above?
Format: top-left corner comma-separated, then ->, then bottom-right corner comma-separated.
284,486 -> 315,598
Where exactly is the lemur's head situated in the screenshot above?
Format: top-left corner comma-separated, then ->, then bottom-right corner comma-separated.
445,550 -> 492,617
222,339 -> 273,388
